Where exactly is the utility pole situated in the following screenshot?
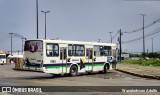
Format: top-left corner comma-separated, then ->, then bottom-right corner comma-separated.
140,14 -> 146,57
36,0 -> 39,39
151,38 -> 153,53
117,29 -> 122,61
109,32 -> 113,43
119,29 -> 122,61
9,33 -> 13,55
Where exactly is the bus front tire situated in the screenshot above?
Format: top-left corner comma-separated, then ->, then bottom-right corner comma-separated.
69,65 -> 78,76
52,74 -> 61,77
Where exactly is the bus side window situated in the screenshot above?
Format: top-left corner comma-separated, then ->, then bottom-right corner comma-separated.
68,44 -> 72,56
46,44 -> 59,57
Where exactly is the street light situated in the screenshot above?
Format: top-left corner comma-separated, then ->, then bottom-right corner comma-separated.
140,14 -> 146,57
109,32 -> 113,43
36,0 -> 39,39
41,11 -> 50,39
9,33 -> 13,55
98,39 -> 101,43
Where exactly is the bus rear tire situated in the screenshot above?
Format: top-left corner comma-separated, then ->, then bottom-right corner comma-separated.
69,65 -> 78,76
104,64 -> 109,73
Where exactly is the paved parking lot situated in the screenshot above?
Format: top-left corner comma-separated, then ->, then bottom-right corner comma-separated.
0,64 -> 159,86
0,64 -> 160,95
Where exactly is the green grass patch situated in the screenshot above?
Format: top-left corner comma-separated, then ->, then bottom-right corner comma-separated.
119,59 -> 160,66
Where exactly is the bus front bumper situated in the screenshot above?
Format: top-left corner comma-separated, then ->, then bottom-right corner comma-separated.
23,66 -> 45,72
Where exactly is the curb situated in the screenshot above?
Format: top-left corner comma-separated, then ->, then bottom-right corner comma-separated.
115,69 -> 160,80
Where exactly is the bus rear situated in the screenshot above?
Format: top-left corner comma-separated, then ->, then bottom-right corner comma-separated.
23,40 -> 44,71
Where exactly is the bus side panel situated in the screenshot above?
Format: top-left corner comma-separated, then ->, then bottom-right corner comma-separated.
93,57 -> 106,72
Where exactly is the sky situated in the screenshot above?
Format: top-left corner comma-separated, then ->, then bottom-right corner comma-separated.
0,0 -> 160,53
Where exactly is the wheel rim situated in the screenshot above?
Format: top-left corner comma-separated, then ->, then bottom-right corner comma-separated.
71,67 -> 77,75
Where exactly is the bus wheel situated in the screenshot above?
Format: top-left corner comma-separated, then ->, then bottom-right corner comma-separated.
70,65 -> 78,76
104,64 -> 109,73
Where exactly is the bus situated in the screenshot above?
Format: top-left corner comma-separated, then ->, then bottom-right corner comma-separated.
0,54 -> 6,65
23,39 -> 118,76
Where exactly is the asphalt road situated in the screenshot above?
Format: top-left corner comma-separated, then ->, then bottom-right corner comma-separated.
0,64 -> 160,95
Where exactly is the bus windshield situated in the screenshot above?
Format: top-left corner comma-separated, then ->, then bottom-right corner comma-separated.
24,40 -> 43,52
0,55 -> 6,59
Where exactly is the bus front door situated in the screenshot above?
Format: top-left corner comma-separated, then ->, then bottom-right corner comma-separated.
60,47 -> 67,74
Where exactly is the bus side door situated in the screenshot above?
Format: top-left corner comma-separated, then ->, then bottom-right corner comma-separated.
86,48 -> 94,72
60,47 -> 67,74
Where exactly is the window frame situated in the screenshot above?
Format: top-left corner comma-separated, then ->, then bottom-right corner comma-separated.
94,45 -> 112,56
94,45 -> 104,56
103,46 -> 112,56
68,44 -> 85,56
46,43 -> 59,57
24,40 -> 43,52
68,44 -> 73,56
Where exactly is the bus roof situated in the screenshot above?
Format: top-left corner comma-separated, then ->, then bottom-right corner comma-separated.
25,39 -> 117,46
8,55 -> 23,58
0,54 -> 5,55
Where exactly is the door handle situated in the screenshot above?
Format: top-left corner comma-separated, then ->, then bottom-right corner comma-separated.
94,58 -> 96,61
68,58 -> 71,62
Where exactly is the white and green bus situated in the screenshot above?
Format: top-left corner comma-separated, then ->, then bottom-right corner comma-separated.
23,39 -> 117,76
0,54 -> 6,65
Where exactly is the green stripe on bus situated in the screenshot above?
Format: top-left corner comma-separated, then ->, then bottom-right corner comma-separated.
26,64 -> 104,69
45,66 -> 70,69
85,64 -> 104,66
